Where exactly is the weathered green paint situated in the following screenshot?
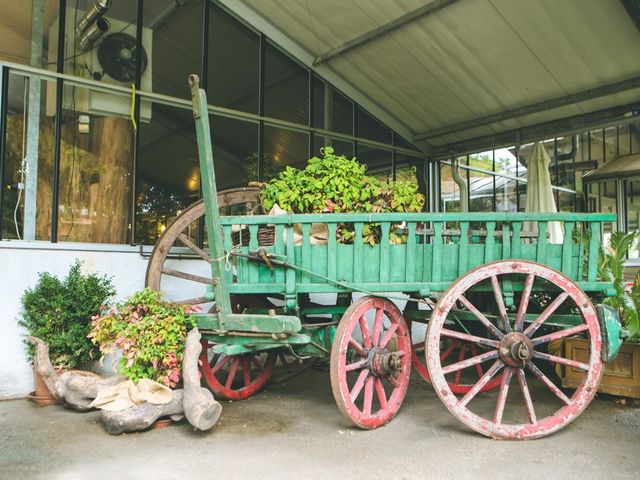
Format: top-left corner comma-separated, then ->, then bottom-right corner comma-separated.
597,304 -> 624,362
588,222 -> 600,282
195,312 -> 301,333
189,77 -> 232,327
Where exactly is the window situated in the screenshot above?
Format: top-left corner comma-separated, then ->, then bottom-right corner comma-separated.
264,42 -> 308,124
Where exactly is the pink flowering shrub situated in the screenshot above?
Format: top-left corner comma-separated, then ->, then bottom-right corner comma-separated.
89,288 -> 199,388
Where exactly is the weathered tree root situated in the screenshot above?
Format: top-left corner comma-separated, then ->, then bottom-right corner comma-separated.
28,328 -> 222,434
28,336 -> 125,411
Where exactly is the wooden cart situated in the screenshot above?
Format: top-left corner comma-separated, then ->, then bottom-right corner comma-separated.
146,75 -> 624,439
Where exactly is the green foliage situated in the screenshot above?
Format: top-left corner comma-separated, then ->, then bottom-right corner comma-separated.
598,231 -> 640,341
259,147 -> 424,243
89,289 -> 198,388
19,260 -> 115,368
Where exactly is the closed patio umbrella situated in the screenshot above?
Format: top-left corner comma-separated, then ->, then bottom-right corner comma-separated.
525,142 -> 563,243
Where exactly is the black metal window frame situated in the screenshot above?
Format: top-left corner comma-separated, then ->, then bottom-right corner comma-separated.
0,0 -> 425,244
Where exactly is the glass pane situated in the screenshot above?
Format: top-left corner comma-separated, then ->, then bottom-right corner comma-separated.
136,103 -> 197,245
208,3 -> 259,114
312,134 -> 352,159
143,0 -> 202,97
394,133 -> 419,151
627,179 -> 640,259
1,74 -> 55,240
0,0 -> 59,67
263,126 -> 309,179
314,84 -> 352,135
604,126 -> 618,162
356,107 -> 390,143
57,83 -> 133,243
587,181 -> 617,246
210,115 -> 257,187
618,125 -> 631,156
264,41 -> 308,124
589,129 -> 605,166
468,152 -> 494,212
440,161 -> 460,212
356,145 -> 391,181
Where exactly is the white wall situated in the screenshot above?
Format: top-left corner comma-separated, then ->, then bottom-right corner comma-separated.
0,243 -> 209,399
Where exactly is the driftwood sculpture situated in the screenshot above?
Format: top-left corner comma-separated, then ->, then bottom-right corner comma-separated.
28,336 -> 125,411
28,328 -> 222,434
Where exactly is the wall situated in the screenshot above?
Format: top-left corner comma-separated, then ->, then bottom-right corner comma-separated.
0,243 -> 210,399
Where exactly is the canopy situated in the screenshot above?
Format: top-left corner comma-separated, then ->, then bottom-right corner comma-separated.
525,142 -> 563,243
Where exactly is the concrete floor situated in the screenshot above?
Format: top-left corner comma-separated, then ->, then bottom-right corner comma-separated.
1,370 -> 639,480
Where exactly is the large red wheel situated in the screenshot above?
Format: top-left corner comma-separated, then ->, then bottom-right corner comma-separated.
200,340 -> 276,401
330,296 -> 411,429
426,260 -> 603,440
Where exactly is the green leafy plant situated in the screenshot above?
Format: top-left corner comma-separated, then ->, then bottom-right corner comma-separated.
259,147 -> 424,243
89,289 -> 198,388
19,260 -> 115,368
598,231 -> 640,341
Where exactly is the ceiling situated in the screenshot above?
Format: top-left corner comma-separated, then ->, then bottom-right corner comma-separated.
221,0 -> 640,155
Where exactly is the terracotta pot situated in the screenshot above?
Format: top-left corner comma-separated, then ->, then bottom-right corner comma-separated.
30,367 -> 64,406
150,417 -> 174,430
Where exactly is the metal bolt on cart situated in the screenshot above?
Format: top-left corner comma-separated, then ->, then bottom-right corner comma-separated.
145,75 -> 625,439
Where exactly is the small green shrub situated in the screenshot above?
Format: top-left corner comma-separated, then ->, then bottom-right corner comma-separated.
259,147 -> 424,244
89,289 -> 198,388
19,260 -> 115,368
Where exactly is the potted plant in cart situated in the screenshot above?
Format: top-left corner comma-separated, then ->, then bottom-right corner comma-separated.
562,231 -> 640,398
19,260 -> 115,405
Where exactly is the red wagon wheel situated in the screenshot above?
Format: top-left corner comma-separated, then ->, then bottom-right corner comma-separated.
199,340 -> 277,401
330,296 -> 411,429
426,260 -> 603,440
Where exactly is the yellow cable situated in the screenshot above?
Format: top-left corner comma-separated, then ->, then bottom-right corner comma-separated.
130,83 -> 137,131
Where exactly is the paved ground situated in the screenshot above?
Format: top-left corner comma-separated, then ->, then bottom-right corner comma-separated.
1,370 -> 639,480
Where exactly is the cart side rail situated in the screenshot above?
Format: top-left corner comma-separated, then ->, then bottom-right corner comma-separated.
217,212 -> 615,299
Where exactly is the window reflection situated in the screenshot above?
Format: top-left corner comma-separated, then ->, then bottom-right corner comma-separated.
264,41 -> 308,124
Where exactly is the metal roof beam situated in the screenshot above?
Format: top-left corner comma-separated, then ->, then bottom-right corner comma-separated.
312,0 -> 459,66
431,102 -> 640,157
416,75 -> 640,141
621,0 -> 640,32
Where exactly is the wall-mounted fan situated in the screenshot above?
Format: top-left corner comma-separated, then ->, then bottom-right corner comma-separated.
97,32 -> 148,83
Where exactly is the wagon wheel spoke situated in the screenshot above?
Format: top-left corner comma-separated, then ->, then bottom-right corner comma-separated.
490,275 -> 511,333
349,337 -> 367,358
531,324 -> 589,346
161,267 -> 213,285
379,324 -> 398,349
515,274 -> 535,331
441,350 -> 499,375
516,368 -> 537,423
375,378 -> 388,410
372,308 -> 384,346
460,360 -> 504,406
440,339 -> 459,362
440,328 -> 500,349
345,358 -> 368,372
470,344 -> 484,379
363,376 -> 375,416
533,351 -> 590,371
527,361 -> 572,405
457,295 -> 504,339
493,367 -> 513,424
177,233 -> 212,262
242,358 -> 251,387
359,315 -> 372,349
350,369 -> 369,401
225,358 -> 241,389
523,292 -> 569,338
211,355 -> 232,375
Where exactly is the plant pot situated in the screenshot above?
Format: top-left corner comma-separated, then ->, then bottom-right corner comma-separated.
150,417 -> 174,430
30,367 -> 64,406
562,337 -> 640,398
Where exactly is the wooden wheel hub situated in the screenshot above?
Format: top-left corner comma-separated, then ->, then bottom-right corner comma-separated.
368,347 -> 401,377
498,332 -> 534,367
